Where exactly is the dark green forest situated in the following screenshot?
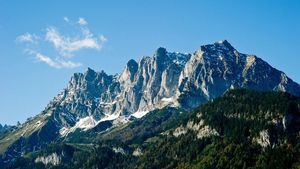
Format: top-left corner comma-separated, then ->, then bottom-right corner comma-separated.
6,89 -> 300,169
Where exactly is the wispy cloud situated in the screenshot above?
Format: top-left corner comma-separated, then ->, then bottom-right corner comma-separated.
99,35 -> 107,43
63,16 -> 69,23
78,17 -> 88,25
16,33 -> 39,43
45,26 -> 106,57
36,53 -> 81,69
16,17 -> 107,69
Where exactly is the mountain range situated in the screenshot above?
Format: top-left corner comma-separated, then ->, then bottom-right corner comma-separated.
1,40 -> 300,168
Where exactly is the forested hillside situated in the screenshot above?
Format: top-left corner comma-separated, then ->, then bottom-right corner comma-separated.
6,89 -> 300,169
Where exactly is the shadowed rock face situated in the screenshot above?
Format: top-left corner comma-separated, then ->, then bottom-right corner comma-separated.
1,40 -> 300,163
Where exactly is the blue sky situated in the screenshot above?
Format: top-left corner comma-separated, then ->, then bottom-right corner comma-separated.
0,0 -> 299,125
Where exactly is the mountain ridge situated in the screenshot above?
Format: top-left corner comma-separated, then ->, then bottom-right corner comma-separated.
1,40 -> 300,165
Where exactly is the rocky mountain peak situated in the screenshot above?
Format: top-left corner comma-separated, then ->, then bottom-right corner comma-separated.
127,59 -> 138,70
154,47 -> 168,64
155,47 -> 167,56
215,40 -> 235,50
198,40 -> 236,57
84,67 -> 97,81
86,67 -> 96,74
126,59 -> 138,81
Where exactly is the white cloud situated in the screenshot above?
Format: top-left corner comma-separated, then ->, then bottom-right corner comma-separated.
23,48 -> 37,55
36,53 -> 60,68
99,35 -> 107,42
17,17 -> 106,69
16,33 -> 39,43
63,17 -> 69,23
78,17 -> 87,25
36,53 -> 81,68
45,27 -> 103,57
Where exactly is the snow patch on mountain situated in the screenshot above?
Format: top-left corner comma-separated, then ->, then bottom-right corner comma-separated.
59,116 -> 98,136
112,115 -> 131,125
59,127 -> 69,136
100,113 -> 120,122
131,110 -> 149,118
73,116 -> 97,131
161,97 -> 174,102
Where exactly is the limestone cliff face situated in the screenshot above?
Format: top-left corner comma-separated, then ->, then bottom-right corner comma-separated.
47,40 -> 300,122
51,47 -> 191,122
178,40 -> 300,108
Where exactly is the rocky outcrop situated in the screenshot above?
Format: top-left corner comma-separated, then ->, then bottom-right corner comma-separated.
255,130 -> 271,148
173,114 -> 218,139
35,153 -> 61,166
